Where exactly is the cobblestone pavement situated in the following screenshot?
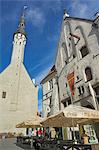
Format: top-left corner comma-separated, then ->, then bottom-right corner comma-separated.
0,138 -> 35,150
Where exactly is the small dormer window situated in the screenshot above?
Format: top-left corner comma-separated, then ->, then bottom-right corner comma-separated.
80,45 -> 89,58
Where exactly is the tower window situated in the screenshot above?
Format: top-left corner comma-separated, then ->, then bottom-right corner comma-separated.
80,45 -> 89,58
85,67 -> 93,82
2,91 -> 6,98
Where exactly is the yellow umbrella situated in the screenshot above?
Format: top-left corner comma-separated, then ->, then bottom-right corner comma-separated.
41,105 -> 99,127
16,115 -> 43,128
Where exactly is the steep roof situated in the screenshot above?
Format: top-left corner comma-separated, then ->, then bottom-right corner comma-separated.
64,16 -> 93,23
41,65 -> 57,84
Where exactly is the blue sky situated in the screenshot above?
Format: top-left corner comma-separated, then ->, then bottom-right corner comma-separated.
0,0 -> 99,111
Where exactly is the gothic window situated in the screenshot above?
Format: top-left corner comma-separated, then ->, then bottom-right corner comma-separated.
2,91 -> 6,98
80,45 -> 89,58
85,67 -> 93,82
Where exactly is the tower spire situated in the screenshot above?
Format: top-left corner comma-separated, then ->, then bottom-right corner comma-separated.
15,6 -> 27,36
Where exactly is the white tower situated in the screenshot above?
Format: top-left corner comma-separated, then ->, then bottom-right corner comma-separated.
11,13 -> 26,64
0,9 -> 38,133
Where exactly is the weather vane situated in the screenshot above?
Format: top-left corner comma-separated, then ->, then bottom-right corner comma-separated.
22,5 -> 28,17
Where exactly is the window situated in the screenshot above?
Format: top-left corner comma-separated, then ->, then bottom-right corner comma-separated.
49,97 -> 52,107
94,86 -> 99,104
62,98 -> 71,108
80,46 -> 89,58
2,92 -> 6,98
67,99 -> 71,105
26,128 -> 29,135
65,61 -> 67,65
63,101 -> 67,108
78,87 -> 81,95
82,86 -> 85,93
48,79 -> 53,90
85,67 -> 93,82
65,83 -> 68,87
77,76 -> 79,80
78,86 -> 85,96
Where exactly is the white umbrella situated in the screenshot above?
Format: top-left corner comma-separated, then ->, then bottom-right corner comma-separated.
16,115 -> 43,128
41,105 -> 99,127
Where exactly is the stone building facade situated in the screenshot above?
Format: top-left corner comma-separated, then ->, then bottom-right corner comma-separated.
55,12 -> 99,111
41,12 -> 99,140
0,13 -> 38,133
55,12 -> 99,140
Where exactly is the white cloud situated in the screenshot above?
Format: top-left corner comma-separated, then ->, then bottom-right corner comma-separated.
70,0 -> 99,18
26,7 -> 46,29
71,0 -> 88,18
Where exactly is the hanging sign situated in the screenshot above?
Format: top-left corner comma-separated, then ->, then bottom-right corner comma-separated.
67,72 -> 75,96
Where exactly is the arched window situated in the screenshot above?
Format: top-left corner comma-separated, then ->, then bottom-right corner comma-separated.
80,45 -> 89,58
85,67 -> 93,81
